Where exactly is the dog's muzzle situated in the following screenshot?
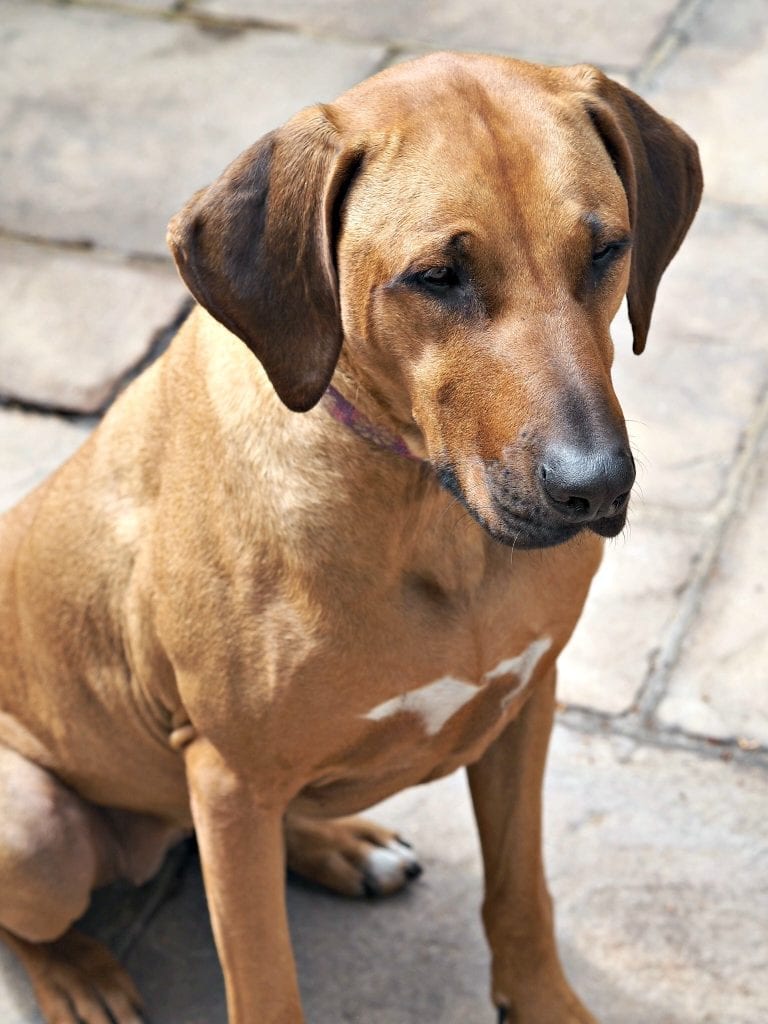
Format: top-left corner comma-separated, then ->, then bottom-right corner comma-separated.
439,439 -> 635,550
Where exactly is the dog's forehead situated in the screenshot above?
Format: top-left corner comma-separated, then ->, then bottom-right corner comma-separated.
335,54 -> 624,256
335,52 -> 583,150
336,54 -> 615,212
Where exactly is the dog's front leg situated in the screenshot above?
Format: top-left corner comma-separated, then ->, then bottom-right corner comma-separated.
467,668 -> 598,1024
184,736 -> 303,1024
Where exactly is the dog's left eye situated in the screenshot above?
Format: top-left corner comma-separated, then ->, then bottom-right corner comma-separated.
592,241 -> 628,266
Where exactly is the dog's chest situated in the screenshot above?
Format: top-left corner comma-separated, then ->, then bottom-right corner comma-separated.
295,633 -> 552,817
361,635 -> 551,738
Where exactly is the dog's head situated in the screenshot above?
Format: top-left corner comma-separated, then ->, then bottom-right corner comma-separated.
168,53 -> 702,549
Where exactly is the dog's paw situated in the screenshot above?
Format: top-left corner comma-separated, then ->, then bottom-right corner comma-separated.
6,928 -> 143,1024
285,814 -> 422,898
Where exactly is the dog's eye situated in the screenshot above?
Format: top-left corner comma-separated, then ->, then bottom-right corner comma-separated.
592,241 -> 628,266
417,266 -> 460,289
396,263 -> 472,308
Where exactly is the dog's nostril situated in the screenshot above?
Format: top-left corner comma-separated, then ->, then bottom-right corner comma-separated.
564,495 -> 590,516
612,491 -> 630,513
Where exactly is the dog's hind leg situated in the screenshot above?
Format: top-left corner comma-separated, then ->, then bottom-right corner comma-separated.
0,743 -> 143,1024
284,813 -> 422,898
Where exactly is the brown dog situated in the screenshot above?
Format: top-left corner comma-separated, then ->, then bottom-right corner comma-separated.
0,52 -> 700,1024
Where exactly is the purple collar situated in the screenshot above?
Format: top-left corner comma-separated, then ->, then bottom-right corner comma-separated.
323,385 -> 424,462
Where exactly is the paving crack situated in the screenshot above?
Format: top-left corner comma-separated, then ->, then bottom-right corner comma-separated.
66,0 -> 381,49
557,704 -> 768,771
0,225 -> 95,253
0,226 -> 174,267
633,0 -> 708,89
0,396 -> 98,425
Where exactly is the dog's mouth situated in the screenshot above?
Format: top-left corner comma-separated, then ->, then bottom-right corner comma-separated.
435,462 -> 629,550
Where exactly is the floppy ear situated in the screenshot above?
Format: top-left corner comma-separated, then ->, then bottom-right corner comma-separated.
167,105 -> 361,411
575,70 -> 703,354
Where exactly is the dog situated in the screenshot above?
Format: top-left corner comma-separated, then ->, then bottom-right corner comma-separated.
0,51 -> 701,1024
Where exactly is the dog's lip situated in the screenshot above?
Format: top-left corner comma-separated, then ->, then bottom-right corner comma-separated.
491,504 -> 629,548
463,495 -> 586,550
587,508 -> 629,538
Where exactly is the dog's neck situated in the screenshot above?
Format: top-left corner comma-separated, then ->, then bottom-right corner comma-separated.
323,384 -> 424,463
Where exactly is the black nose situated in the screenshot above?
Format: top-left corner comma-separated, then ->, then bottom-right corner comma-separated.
539,444 -> 635,523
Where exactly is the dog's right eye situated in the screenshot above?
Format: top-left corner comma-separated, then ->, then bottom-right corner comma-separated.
413,266 -> 461,291
393,262 -> 473,309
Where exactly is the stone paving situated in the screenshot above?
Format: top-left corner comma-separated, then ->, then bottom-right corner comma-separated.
1,0 -> 767,1022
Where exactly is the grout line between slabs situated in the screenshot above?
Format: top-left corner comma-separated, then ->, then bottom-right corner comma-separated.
633,0 -> 707,89
557,705 -> 768,771
0,226 -> 174,267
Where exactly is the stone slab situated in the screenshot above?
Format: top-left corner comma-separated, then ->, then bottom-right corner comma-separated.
545,732 -> 768,1024
0,239 -> 185,413
557,518 -> 702,714
657,430 -> 768,746
634,203 -> 768,361
607,204 -> 768,514
0,2 -> 385,256
191,0 -> 678,69
644,0 -> 768,208
4,728 -> 763,1023
0,406 -> 93,514
560,204 -> 768,715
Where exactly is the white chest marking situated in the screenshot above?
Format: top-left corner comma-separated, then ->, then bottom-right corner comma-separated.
488,635 -> 553,710
362,635 -> 552,736
363,677 -> 479,737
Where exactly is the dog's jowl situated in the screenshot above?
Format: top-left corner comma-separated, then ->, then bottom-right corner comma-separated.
0,52 -> 701,1024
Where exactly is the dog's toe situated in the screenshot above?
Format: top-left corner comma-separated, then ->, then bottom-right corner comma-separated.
362,839 -> 422,897
5,928 -> 143,1024
285,814 -> 423,898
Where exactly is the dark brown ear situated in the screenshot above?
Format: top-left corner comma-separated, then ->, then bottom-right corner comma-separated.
167,105 -> 361,411
574,69 -> 703,354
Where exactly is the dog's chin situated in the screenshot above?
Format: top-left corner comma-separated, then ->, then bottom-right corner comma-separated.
483,514 -> 582,550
